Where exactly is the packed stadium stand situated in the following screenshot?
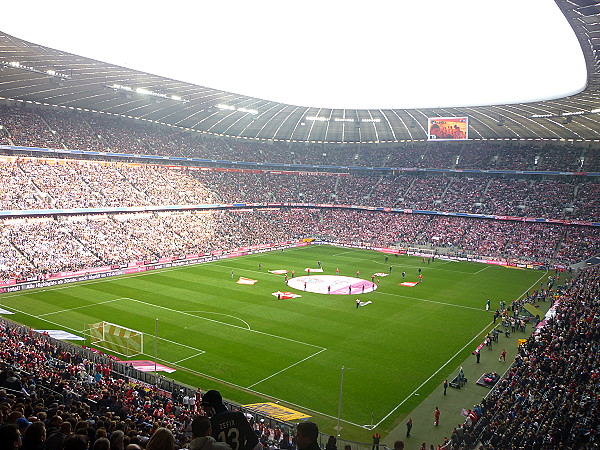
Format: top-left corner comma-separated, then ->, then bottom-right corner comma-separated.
449,267 -> 600,449
0,143 -> 595,283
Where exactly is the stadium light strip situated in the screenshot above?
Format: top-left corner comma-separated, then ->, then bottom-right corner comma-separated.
215,104 -> 258,114
308,117 -> 381,123
108,83 -> 187,103
1,60 -> 71,80
530,110 -> 590,118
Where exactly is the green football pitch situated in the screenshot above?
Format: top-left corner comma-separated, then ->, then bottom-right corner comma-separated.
0,245 -> 546,441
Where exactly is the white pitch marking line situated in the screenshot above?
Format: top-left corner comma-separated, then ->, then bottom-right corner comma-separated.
474,265 -> 491,275
180,311 -> 251,330
174,352 -> 205,364
154,335 -> 208,355
376,291 -> 486,312
371,320 -> 494,429
247,348 -> 327,389
108,298 -> 333,416
37,298 -> 124,317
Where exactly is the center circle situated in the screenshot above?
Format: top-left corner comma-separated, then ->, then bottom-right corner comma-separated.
286,275 -> 377,295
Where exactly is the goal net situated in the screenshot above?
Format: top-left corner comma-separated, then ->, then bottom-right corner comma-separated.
87,321 -> 144,357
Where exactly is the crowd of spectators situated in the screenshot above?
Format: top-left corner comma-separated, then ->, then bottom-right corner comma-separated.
453,143 -> 499,170
0,208 -> 596,283
573,181 -> 600,222
0,161 -> 42,210
555,226 -> 600,263
6,221 -> 101,276
0,159 -> 215,210
368,176 -> 413,208
439,178 -> 489,214
397,177 -> 450,211
482,179 -> 535,217
494,145 -> 542,171
2,157 -> 599,222
584,146 -> 600,172
333,176 -> 377,205
38,108 -> 104,153
190,171 -> 276,203
444,266 -> 600,449
1,104 -> 599,172
0,105 -> 598,222
294,174 -> 336,204
0,106 -> 63,149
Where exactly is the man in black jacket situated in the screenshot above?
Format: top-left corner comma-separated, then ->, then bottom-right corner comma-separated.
201,390 -> 259,450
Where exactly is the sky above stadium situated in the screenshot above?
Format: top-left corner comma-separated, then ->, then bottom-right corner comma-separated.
2,0 -> 588,110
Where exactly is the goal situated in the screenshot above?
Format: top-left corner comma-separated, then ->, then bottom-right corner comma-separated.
87,321 -> 144,357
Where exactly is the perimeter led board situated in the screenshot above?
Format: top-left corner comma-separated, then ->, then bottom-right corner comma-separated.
427,117 -> 468,141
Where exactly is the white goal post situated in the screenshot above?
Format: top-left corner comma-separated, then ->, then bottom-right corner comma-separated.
87,321 -> 144,357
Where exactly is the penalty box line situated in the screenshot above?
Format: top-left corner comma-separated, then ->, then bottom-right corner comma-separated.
246,347 -> 327,389
120,297 -> 328,385
3,298 -> 372,430
121,297 -> 325,350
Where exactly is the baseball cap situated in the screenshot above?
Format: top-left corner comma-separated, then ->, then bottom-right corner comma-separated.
16,417 -> 31,429
201,390 -> 223,407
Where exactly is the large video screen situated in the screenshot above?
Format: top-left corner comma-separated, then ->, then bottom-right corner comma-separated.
427,117 -> 468,141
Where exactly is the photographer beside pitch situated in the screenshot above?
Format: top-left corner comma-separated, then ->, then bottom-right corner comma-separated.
200,390 -> 260,450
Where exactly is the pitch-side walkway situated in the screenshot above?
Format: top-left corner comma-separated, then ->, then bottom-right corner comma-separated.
382,302 -> 551,450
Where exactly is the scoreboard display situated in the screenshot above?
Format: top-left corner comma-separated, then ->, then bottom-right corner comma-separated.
427,117 -> 468,141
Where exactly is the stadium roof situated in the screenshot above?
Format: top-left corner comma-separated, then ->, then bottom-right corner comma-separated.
1,0 -> 600,144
